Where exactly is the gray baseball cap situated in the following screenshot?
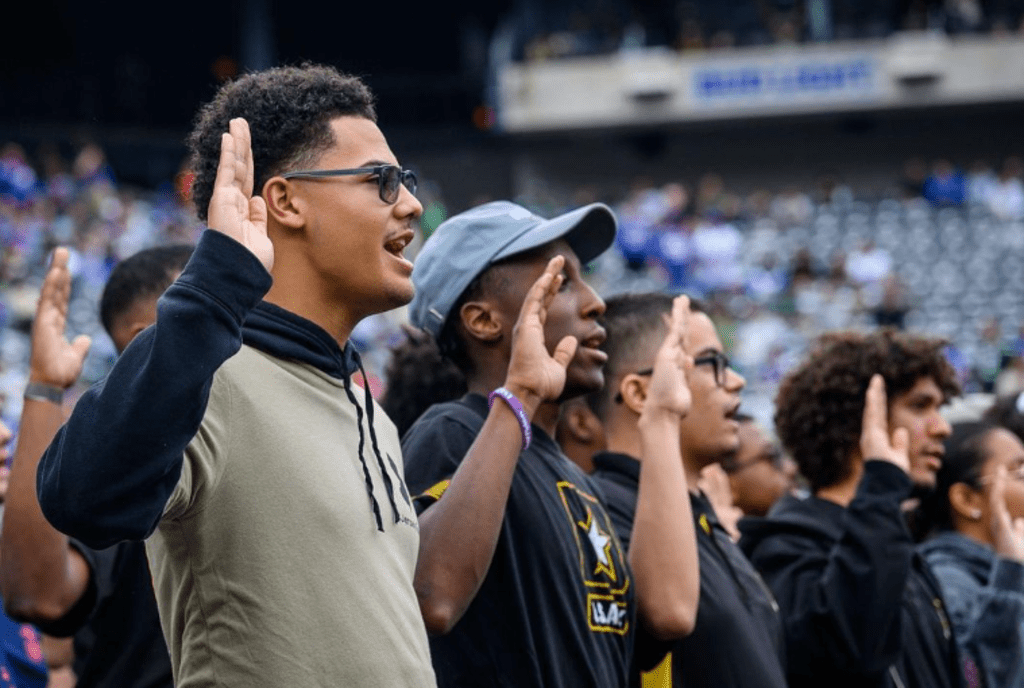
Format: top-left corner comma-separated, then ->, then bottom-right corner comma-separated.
409,200 -> 618,337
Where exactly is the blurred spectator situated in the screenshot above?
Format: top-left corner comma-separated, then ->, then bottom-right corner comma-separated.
817,175 -> 855,206
0,419 -> 51,688
845,240 -> 892,287
995,357 -> 1024,397
695,173 -> 737,220
720,415 -> 798,518
900,158 -> 929,200
770,186 -> 814,228
874,274 -> 911,329
746,252 -> 789,305
965,160 -> 998,206
973,318 -> 1004,392
0,145 -> 39,204
923,160 -> 967,207
986,157 -> 1024,221
690,216 -> 743,294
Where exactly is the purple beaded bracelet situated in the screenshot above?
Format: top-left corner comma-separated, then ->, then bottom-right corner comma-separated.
488,387 -> 532,450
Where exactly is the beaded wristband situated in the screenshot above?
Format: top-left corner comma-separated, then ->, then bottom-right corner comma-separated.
24,381 -> 64,405
488,387 -> 532,450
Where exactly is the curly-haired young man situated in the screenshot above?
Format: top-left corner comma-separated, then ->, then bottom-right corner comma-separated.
35,65 -> 435,687
740,330 -> 967,688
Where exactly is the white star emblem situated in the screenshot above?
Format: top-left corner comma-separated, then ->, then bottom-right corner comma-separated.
587,519 -> 611,567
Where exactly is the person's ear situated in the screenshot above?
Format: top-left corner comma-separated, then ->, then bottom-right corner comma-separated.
618,374 -> 649,416
459,300 -> 503,344
263,177 -> 306,231
127,322 -> 149,341
948,482 -> 984,521
566,404 -> 597,443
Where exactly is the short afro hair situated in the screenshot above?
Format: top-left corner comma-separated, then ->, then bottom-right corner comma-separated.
774,329 -> 960,492
596,292 -> 706,421
100,245 -> 195,338
187,63 -> 376,222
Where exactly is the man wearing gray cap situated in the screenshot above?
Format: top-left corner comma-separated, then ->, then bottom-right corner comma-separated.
402,201 -> 700,686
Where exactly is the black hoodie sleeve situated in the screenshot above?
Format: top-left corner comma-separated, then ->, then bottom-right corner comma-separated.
744,460 -> 915,680
36,230 -> 272,549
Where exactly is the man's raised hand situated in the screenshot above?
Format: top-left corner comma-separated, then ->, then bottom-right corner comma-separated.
859,374 -> 910,473
504,256 -> 578,414
642,295 -> 694,424
207,118 -> 274,272
29,248 -> 91,390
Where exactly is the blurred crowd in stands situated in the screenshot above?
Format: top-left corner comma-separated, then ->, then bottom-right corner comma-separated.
514,0 -> 1024,61
2,139 -> 1024,434
0,142 -> 204,427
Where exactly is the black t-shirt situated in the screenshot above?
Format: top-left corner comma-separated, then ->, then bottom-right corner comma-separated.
36,541 -> 172,688
591,451 -> 788,688
403,394 -> 635,688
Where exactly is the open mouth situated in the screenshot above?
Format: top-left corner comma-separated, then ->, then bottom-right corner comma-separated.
580,328 -> 607,350
724,402 -> 742,421
384,230 -> 414,260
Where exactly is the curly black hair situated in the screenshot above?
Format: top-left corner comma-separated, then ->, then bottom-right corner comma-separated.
100,245 -> 195,340
186,63 -> 376,222
774,329 -> 961,492
382,328 -> 468,439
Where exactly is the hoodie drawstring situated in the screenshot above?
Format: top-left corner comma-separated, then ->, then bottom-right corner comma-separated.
342,372 -> 384,532
354,351 -> 401,526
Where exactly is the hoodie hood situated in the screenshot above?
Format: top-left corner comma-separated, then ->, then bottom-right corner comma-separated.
241,300 -> 400,532
919,531 -> 994,585
739,492 -> 844,557
242,301 -> 359,378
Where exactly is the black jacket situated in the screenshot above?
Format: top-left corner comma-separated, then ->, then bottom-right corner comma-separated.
740,461 -> 966,688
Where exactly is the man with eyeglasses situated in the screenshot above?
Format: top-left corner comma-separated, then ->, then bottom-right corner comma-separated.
589,292 -> 788,687
35,65 -> 435,687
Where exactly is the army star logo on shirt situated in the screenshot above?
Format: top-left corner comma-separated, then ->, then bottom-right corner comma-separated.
578,507 -> 617,582
556,480 -> 630,635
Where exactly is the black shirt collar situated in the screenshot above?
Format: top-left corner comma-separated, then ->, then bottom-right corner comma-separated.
591,451 -> 641,485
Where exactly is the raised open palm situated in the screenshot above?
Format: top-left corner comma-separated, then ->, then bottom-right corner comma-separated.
643,295 -> 694,421
860,374 -> 910,473
504,256 -> 579,408
206,118 -> 274,272
29,248 -> 91,389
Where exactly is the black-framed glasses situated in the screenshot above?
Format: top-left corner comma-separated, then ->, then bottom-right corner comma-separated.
281,165 -> 417,204
694,351 -> 731,388
613,351 -> 732,403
